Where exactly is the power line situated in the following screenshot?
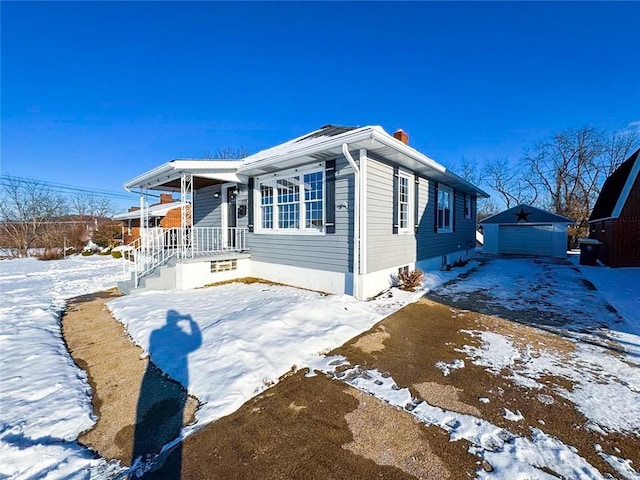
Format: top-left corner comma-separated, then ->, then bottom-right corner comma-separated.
0,174 -> 135,201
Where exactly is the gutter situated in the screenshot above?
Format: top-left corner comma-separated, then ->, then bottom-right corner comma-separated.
342,143 -> 361,299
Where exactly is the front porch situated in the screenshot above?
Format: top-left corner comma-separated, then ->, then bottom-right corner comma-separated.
118,226 -> 250,294
118,159 -> 248,293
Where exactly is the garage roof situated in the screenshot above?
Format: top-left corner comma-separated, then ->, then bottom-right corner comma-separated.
480,204 -> 574,224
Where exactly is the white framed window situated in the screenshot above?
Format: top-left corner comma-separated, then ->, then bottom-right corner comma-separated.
437,185 -> 453,232
260,184 -> 273,229
398,175 -> 411,233
256,167 -> 325,234
464,194 -> 472,219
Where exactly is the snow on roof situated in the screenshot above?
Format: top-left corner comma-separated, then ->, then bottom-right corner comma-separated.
239,124 -> 372,167
122,124 -> 488,198
113,201 -> 185,220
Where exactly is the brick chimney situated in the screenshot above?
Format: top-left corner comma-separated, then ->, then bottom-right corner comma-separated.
128,206 -> 140,212
393,129 -> 409,145
160,193 -> 174,204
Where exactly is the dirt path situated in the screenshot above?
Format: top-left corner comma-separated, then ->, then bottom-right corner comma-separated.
62,289 -> 199,466
141,370 -> 476,479
332,297 -> 639,477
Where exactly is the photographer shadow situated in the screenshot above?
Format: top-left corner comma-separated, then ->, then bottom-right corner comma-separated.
132,309 -> 201,478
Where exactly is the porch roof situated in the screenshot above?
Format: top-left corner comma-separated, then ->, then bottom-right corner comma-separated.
123,160 -> 245,192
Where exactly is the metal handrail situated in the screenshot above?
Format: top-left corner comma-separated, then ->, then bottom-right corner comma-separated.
122,227 -> 248,287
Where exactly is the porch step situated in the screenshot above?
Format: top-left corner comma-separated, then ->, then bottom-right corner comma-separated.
117,257 -> 177,295
139,263 -> 176,291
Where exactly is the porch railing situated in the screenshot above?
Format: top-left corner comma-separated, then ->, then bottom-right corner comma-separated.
122,227 -> 248,288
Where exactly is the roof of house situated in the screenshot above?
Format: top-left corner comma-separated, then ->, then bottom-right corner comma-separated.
238,125 -> 489,197
113,201 -> 186,221
589,148 -> 640,222
480,204 -> 574,224
123,125 -> 489,197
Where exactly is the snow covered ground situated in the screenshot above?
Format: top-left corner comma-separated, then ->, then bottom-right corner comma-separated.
0,256 -> 125,480
106,266 -> 471,436
2,251 -> 638,479
0,255 -> 471,479
418,254 -> 640,478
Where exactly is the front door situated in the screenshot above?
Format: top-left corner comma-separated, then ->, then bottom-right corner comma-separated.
227,186 -> 237,248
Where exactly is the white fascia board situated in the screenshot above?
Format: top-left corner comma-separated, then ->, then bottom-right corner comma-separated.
124,160 -> 244,190
612,154 -> 640,218
236,126 -> 489,198
124,162 -> 175,191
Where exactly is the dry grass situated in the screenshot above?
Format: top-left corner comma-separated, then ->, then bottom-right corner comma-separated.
202,276 -> 330,295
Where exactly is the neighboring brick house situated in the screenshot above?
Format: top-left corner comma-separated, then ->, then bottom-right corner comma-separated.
114,193 -> 190,245
588,148 -> 640,267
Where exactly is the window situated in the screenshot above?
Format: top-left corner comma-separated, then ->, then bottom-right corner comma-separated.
464,194 -> 472,219
257,168 -> 324,233
260,184 -> 273,229
211,259 -> 237,272
304,171 -> 324,230
437,186 -> 453,232
277,177 -> 299,229
398,175 -> 410,232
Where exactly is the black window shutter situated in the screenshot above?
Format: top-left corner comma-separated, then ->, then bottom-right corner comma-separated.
247,178 -> 254,232
452,190 -> 456,232
392,165 -> 399,234
414,176 -> 420,233
325,160 -> 336,234
433,181 -> 439,233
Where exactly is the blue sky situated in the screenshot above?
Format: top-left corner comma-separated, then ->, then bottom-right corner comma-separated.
2,1 -> 639,211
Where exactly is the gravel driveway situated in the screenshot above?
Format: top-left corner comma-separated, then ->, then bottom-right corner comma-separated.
426,253 -> 622,332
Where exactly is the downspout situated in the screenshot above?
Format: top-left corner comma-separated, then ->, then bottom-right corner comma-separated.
342,143 -> 360,299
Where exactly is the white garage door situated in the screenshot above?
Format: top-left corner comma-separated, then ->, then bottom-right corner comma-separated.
499,224 -> 553,256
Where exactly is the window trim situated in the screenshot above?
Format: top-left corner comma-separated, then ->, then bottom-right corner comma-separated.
437,185 -> 453,233
397,173 -> 412,234
254,164 -> 326,235
464,194 -> 472,219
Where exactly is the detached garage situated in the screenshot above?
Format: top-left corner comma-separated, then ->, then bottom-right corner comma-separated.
480,204 -> 573,258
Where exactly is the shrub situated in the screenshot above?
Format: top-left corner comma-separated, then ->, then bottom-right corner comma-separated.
81,250 -> 94,256
37,250 -> 65,261
111,250 -> 122,259
453,257 -> 469,268
397,269 -> 424,291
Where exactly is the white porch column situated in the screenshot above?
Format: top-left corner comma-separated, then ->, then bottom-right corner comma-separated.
181,173 -> 193,258
139,191 -> 149,248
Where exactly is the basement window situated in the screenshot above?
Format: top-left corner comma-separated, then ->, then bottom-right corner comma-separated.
211,259 -> 237,273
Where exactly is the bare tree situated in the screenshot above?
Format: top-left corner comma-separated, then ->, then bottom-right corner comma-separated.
477,197 -> 501,221
482,157 -> 537,208
525,126 -> 639,246
69,193 -> 116,220
202,146 -> 249,160
453,157 -> 499,221
66,193 -> 118,249
0,177 -> 67,257
456,157 -> 481,186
